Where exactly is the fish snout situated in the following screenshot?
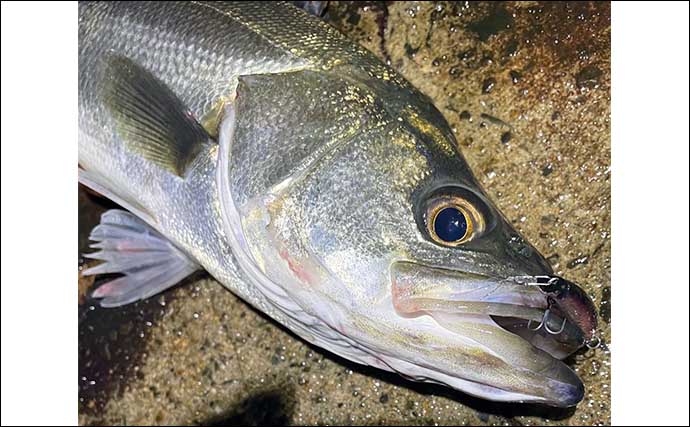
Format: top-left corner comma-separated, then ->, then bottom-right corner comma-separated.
387,261 -> 591,406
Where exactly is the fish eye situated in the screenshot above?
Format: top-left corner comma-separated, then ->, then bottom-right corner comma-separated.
425,196 -> 484,246
434,207 -> 469,242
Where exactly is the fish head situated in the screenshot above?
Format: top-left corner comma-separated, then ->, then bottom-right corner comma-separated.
227,71 -> 597,407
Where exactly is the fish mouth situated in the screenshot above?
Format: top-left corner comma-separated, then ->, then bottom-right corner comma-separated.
491,275 -> 599,359
390,261 -> 598,406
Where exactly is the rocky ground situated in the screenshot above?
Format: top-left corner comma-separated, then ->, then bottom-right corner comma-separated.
79,2 -> 610,425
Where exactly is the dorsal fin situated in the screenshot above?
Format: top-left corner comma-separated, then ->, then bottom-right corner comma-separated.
104,56 -> 211,176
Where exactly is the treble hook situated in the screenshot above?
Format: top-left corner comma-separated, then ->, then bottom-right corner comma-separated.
585,335 -> 601,350
543,311 -> 567,335
527,309 -> 547,331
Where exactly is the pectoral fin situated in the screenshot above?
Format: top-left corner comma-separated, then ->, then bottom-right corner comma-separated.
104,56 -> 211,176
82,209 -> 199,307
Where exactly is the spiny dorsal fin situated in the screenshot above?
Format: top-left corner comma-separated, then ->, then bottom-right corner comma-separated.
104,56 -> 210,176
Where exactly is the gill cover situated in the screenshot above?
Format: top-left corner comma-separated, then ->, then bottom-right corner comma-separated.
216,69 -> 399,369
228,69 -> 386,207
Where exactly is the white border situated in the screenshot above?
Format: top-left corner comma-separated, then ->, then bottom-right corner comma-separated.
612,2 -> 689,425
1,2 -> 78,426
1,2 -> 689,426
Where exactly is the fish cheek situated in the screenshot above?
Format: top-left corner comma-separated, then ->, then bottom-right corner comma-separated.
241,193 -> 335,283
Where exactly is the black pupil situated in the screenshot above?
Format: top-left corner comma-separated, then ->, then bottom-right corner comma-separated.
434,207 -> 468,242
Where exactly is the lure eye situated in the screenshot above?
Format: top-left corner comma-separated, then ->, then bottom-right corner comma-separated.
426,196 -> 483,246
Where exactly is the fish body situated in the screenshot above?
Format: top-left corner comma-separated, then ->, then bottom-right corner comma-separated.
79,1 -> 597,406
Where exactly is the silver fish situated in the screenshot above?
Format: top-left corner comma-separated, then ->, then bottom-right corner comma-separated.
79,1 -> 597,407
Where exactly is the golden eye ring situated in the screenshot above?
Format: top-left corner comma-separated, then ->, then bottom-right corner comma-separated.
426,196 -> 484,246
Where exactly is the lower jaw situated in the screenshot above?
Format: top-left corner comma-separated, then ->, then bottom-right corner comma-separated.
390,308 -> 587,405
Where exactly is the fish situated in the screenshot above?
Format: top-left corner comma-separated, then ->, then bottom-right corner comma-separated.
78,1 -> 598,407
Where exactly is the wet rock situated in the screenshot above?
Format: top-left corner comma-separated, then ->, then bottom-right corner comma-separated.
504,39 -> 519,58
600,286 -> 611,324
404,42 -> 419,59
482,77 -> 497,93
576,65 -> 603,89
509,69 -> 521,84
480,113 -> 510,128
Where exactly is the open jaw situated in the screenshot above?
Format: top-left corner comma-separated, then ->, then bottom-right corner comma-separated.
390,261 -> 598,407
